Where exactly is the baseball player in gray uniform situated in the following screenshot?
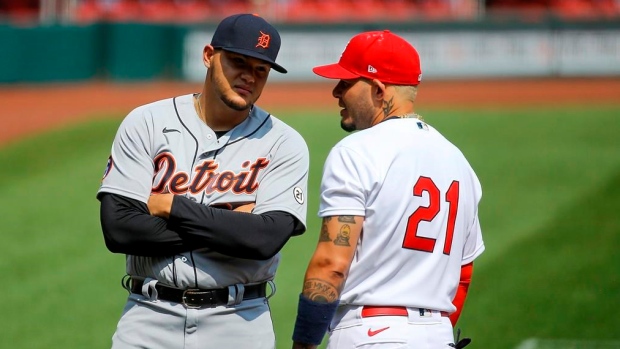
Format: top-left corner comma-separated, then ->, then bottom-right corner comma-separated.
97,14 -> 309,349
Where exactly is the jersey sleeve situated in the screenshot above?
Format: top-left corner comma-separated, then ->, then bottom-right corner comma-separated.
462,170 -> 485,264
251,129 -> 309,230
97,107 -> 155,203
318,145 -> 372,218
462,213 -> 485,265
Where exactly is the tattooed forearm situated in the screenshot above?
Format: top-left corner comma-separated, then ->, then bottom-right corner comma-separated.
303,278 -> 340,303
382,97 -> 395,119
319,218 -> 332,242
333,224 -> 351,246
338,216 -> 356,223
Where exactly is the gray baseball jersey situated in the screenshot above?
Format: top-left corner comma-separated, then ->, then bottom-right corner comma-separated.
98,93 -> 309,289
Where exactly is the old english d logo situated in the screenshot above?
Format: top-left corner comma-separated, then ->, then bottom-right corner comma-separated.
256,31 -> 270,48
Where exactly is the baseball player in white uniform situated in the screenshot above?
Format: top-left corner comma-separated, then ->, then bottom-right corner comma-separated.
97,14 -> 309,349
291,30 -> 485,349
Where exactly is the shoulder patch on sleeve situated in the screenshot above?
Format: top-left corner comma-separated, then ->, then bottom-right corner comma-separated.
101,155 -> 113,182
293,187 -> 304,205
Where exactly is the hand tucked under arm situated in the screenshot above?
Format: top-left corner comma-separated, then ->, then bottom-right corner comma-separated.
167,195 -> 304,260
148,194 -> 256,217
147,193 -> 174,219
232,202 -> 255,213
99,193 -> 202,256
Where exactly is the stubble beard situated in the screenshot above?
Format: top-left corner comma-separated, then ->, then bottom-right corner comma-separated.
210,67 -> 253,112
340,120 -> 356,133
340,101 -> 373,133
221,94 -> 251,111
340,95 -> 374,133
339,106 -> 357,132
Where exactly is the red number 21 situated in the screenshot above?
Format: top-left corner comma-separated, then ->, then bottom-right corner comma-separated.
402,176 -> 459,255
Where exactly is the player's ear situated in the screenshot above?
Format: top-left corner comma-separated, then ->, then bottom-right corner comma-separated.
371,79 -> 387,102
203,45 -> 215,68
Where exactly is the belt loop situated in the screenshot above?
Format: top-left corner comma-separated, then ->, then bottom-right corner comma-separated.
407,307 -> 416,322
142,278 -> 159,300
356,305 -> 363,320
227,284 -> 244,305
266,280 -> 276,300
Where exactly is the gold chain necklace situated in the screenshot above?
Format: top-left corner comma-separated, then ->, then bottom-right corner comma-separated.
400,113 -> 423,121
195,93 -> 204,122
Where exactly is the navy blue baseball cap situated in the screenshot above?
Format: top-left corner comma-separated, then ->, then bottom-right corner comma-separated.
210,13 -> 287,74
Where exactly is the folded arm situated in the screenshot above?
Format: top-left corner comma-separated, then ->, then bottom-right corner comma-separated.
99,193 -> 303,259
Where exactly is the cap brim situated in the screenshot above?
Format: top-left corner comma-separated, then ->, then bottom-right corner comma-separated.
312,63 -> 360,80
219,47 -> 287,74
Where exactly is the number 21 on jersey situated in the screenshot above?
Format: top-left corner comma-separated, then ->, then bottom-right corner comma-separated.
402,176 -> 459,255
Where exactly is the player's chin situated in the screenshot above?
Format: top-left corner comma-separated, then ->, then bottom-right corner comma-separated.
223,95 -> 253,111
340,119 -> 356,132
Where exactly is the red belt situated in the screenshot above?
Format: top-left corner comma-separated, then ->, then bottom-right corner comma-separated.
361,306 -> 449,318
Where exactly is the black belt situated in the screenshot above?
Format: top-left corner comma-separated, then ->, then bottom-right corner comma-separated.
130,278 -> 267,308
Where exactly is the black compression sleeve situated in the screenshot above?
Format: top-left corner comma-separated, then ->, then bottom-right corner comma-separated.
168,195 -> 305,260
99,193 -> 201,256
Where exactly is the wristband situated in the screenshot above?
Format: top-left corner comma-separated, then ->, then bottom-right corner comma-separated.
292,293 -> 339,345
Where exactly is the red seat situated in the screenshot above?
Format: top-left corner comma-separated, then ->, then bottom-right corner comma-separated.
486,0 -> 548,22
0,0 -> 39,24
380,0 -> 418,22
595,0 -> 620,18
139,0 -> 179,23
418,0 -> 454,21
284,1 -> 324,23
551,0 -> 599,19
174,1 -> 211,23
348,0 -> 383,22
103,0 -> 143,22
207,0 -> 252,20
74,0 -> 105,23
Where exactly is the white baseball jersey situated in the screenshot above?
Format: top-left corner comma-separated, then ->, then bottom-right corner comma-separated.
98,94 -> 309,289
319,117 -> 484,313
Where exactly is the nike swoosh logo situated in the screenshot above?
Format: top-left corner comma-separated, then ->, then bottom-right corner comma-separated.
367,326 -> 390,337
162,127 -> 180,134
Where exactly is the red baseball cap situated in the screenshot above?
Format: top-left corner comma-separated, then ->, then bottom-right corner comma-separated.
312,30 -> 422,85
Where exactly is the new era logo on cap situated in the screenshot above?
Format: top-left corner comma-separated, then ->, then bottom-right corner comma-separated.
211,13 -> 287,73
312,30 -> 421,85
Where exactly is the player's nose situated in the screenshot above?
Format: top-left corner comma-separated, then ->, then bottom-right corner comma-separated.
240,70 -> 256,84
332,81 -> 344,98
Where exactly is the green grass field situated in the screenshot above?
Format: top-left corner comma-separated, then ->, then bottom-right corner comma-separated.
1,105 -> 619,349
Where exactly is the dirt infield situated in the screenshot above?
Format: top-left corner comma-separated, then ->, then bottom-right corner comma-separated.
1,78 -> 619,146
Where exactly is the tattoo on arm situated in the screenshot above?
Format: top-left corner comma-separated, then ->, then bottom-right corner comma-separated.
303,278 -> 340,303
338,216 -> 355,223
382,97 -> 395,119
333,224 -> 351,246
319,217 -> 332,242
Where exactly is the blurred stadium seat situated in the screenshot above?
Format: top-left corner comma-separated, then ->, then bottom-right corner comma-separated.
0,0 -> 39,24
418,0 -> 453,20
485,0 -> 548,21
173,0 -> 212,23
486,0 -> 620,21
284,0 -> 351,23
550,0 -> 601,19
1,0 -> 619,25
